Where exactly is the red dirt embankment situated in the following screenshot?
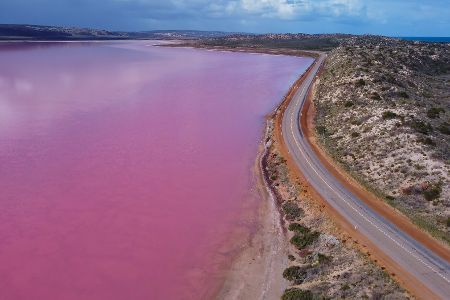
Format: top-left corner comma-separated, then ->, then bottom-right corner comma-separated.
273,57 -> 447,300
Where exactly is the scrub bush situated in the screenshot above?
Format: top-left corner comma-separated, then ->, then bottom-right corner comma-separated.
282,288 -> 316,300
283,202 -> 303,221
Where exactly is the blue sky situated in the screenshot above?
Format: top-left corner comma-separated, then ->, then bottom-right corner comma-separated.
1,0 -> 449,36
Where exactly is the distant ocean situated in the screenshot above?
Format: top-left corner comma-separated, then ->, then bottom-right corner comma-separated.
399,37 -> 450,43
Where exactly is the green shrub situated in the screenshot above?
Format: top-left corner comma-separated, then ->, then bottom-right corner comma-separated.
355,78 -> 365,87
316,126 -> 327,135
398,91 -> 409,98
288,223 -> 311,234
288,254 -> 295,261
417,137 -> 435,146
411,120 -> 433,135
317,253 -> 332,264
438,122 -> 450,135
385,195 -> 395,201
446,217 -> 450,227
282,288 -> 316,300
351,132 -> 360,138
370,92 -> 381,100
382,111 -> 397,120
291,231 -> 320,250
423,185 -> 442,201
283,202 -> 303,221
282,266 -> 307,282
344,101 -> 354,107
427,107 -> 444,119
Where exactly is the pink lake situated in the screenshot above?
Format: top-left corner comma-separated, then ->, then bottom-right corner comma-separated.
0,41 -> 312,299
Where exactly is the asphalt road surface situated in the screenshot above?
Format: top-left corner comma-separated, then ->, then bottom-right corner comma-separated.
282,53 -> 450,299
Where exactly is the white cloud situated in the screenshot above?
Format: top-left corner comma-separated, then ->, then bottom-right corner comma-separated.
164,0 -> 365,20
240,0 -> 297,19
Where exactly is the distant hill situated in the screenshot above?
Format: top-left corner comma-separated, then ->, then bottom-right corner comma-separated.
0,24 -> 232,41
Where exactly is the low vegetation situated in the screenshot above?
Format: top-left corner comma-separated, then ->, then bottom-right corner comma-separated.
283,201 -> 304,221
281,288 -> 316,300
314,36 -> 450,243
290,230 -> 320,250
263,120 -> 408,299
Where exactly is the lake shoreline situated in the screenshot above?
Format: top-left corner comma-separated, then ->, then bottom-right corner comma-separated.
214,119 -> 289,299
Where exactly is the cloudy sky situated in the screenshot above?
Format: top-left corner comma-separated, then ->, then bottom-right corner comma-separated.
1,0 -> 449,36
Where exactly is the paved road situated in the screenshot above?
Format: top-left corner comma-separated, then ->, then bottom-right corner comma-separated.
282,53 -> 450,299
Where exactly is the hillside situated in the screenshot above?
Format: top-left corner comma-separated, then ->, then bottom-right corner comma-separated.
0,24 -> 230,40
313,36 -> 450,242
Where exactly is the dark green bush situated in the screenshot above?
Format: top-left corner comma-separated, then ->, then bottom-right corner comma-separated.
423,185 -> 442,201
446,217 -> 450,227
351,132 -> 360,138
417,137 -> 435,146
290,231 -> 320,250
427,107 -> 444,119
282,288 -> 315,300
398,91 -> 409,98
411,120 -> 433,135
344,101 -> 354,107
317,253 -> 332,264
438,122 -> 450,135
382,111 -> 397,120
282,266 -> 307,282
370,92 -> 381,100
288,223 -> 310,234
283,202 -> 303,221
355,78 -> 365,87
385,195 -> 395,201
316,126 -> 327,135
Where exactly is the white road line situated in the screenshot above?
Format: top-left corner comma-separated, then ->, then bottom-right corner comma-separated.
284,65 -> 450,285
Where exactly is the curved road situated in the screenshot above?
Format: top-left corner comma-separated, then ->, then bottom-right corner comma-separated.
282,53 -> 450,299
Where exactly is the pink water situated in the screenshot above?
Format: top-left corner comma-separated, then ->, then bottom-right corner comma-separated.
0,41 -> 312,299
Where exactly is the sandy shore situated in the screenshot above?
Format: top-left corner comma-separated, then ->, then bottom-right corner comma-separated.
215,123 -> 289,300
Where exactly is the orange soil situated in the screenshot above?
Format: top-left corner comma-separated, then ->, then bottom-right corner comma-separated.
272,58 -> 444,300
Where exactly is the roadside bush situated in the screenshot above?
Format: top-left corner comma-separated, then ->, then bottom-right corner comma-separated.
427,107 -> 445,119
423,184 -> 442,201
282,288 -> 316,300
291,231 -> 320,250
385,195 -> 395,202
316,125 -> 328,135
282,266 -> 307,283
382,111 -> 397,120
411,120 -> 433,135
283,202 -> 303,221
288,223 -> 310,234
